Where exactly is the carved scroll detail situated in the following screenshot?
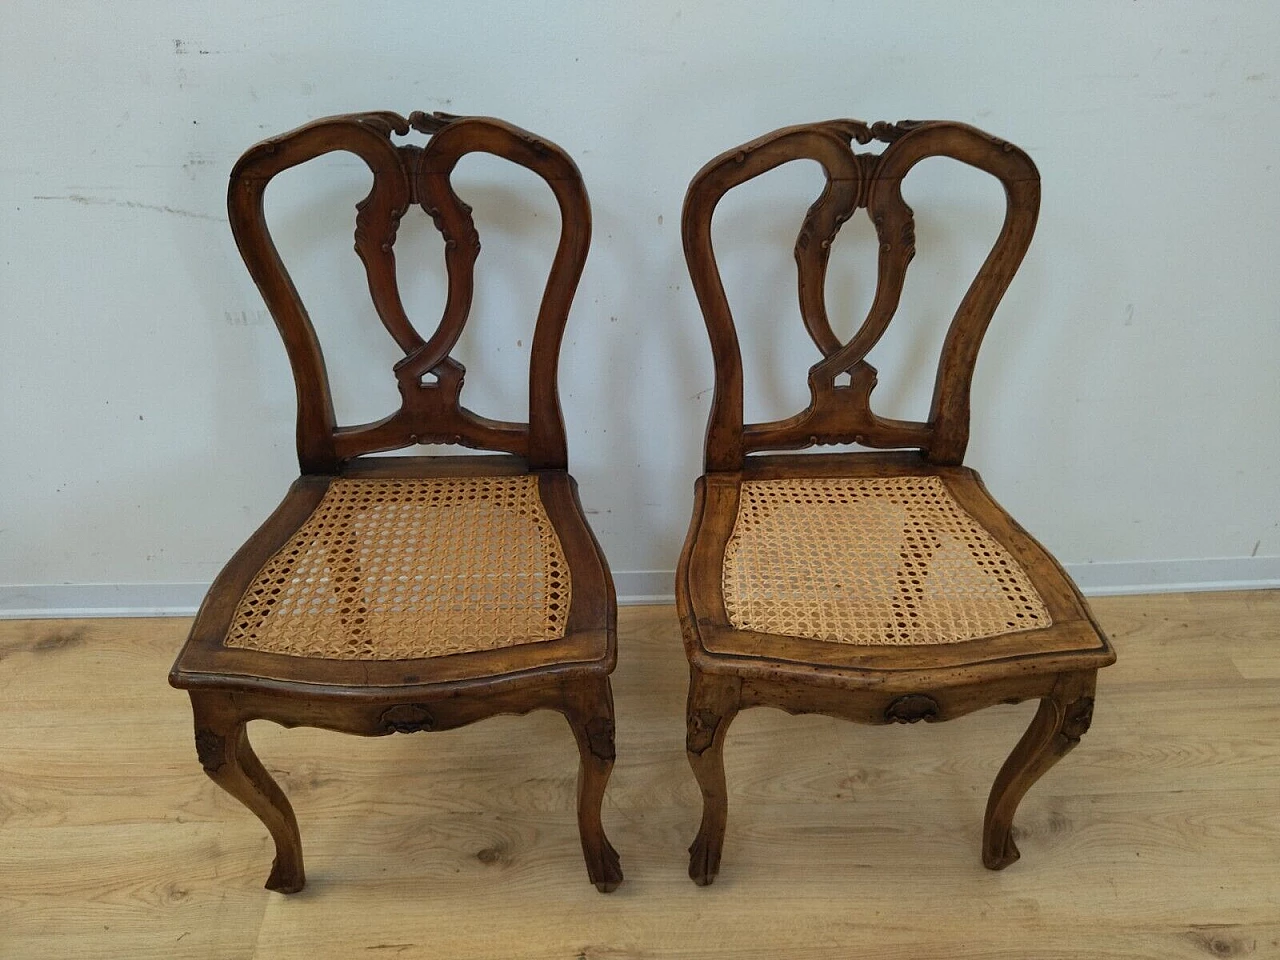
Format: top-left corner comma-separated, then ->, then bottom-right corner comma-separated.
1060,697 -> 1094,745
825,118 -> 926,146
379,703 -> 435,734
687,708 -> 723,755
354,194 -> 407,255
195,729 -> 226,773
585,717 -> 616,763
685,116 -> 1040,471
231,108 -> 586,471
885,694 -> 941,724
354,111 -> 412,138
422,202 -> 481,254
408,110 -> 463,134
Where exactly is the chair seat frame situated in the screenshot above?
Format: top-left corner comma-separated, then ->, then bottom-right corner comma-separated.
170,112 -> 621,893
676,119 -> 1116,884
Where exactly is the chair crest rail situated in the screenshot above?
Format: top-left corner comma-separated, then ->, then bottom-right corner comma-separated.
681,119 -> 1040,471
228,110 -> 591,473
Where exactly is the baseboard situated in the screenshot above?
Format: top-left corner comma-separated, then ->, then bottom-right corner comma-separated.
1061,556 -> 1280,597
611,570 -> 678,606
0,582 -> 212,619
1,556 -> 1277,619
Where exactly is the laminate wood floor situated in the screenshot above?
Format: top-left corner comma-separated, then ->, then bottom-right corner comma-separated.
1,592 -> 1277,958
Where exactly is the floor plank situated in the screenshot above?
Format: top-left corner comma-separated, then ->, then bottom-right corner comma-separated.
1,593 -> 1277,958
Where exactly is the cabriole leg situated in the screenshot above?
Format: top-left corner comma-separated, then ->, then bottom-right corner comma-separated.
982,675 -> 1097,870
685,669 -> 741,886
190,692 -> 305,893
562,677 -> 622,892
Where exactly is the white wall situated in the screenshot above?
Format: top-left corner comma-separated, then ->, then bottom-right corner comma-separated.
2,1 -> 1278,613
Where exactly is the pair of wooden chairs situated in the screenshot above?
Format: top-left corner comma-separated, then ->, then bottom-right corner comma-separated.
169,111 -> 1115,894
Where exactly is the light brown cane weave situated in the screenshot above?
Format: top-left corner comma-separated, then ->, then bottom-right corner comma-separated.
721,476 -> 1051,646
224,476 -> 571,661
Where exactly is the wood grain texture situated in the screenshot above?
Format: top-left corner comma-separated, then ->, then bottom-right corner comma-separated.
682,119 -> 1038,472
168,112 -> 619,894
677,119 -> 1115,881
1,593 -> 1277,958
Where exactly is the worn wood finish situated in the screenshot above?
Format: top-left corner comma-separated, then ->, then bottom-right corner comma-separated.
2,597 -> 1276,959
683,119 -> 1039,471
678,119 -> 1116,883
170,111 -> 621,893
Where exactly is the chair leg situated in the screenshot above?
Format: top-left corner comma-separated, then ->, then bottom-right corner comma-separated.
562,678 -> 622,893
685,669 -> 740,886
190,693 -> 305,893
982,680 -> 1096,870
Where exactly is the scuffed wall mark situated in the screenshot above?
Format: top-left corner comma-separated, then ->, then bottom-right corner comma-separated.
182,153 -> 214,178
223,309 -> 269,327
1252,540 -> 1261,557
32,195 -> 222,222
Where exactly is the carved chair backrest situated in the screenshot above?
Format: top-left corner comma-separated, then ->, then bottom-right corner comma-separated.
682,120 -> 1040,472
228,111 -> 590,474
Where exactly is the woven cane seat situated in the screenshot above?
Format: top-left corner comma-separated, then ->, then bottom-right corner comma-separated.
224,476 -> 571,661
722,476 -> 1051,646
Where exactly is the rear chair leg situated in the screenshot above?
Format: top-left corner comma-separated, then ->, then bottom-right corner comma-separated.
562,677 -> 622,892
191,693 -> 305,893
982,675 -> 1097,870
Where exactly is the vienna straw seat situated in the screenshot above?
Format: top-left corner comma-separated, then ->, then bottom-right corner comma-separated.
179,465 -> 611,690
677,119 -> 1115,884
723,474 -> 1049,648
170,111 -> 621,894
228,476 -> 571,662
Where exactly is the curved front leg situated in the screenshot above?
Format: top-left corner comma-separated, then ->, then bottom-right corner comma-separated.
190,692 -> 305,893
685,669 -> 741,885
982,676 -> 1096,870
562,677 -> 622,892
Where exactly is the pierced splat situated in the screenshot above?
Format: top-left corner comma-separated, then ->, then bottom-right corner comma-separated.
228,110 -> 589,473
677,121 -> 1116,884
683,118 -> 1040,471
175,112 -> 622,894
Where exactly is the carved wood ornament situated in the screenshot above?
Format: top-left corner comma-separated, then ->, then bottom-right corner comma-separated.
677,118 -> 1115,885
379,703 -> 435,734
194,729 -> 226,773
884,694 -> 940,724
229,110 -> 589,473
683,118 -> 1039,471
686,708 -> 723,756
171,110 -> 620,895
1060,696 -> 1095,745
584,716 -> 616,763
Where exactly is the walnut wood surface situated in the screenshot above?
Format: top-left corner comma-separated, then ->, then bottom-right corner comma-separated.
170,111 -> 620,893
677,119 -> 1115,884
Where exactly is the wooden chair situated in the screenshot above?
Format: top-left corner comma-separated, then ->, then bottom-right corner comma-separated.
677,119 -> 1116,884
169,111 -> 621,893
